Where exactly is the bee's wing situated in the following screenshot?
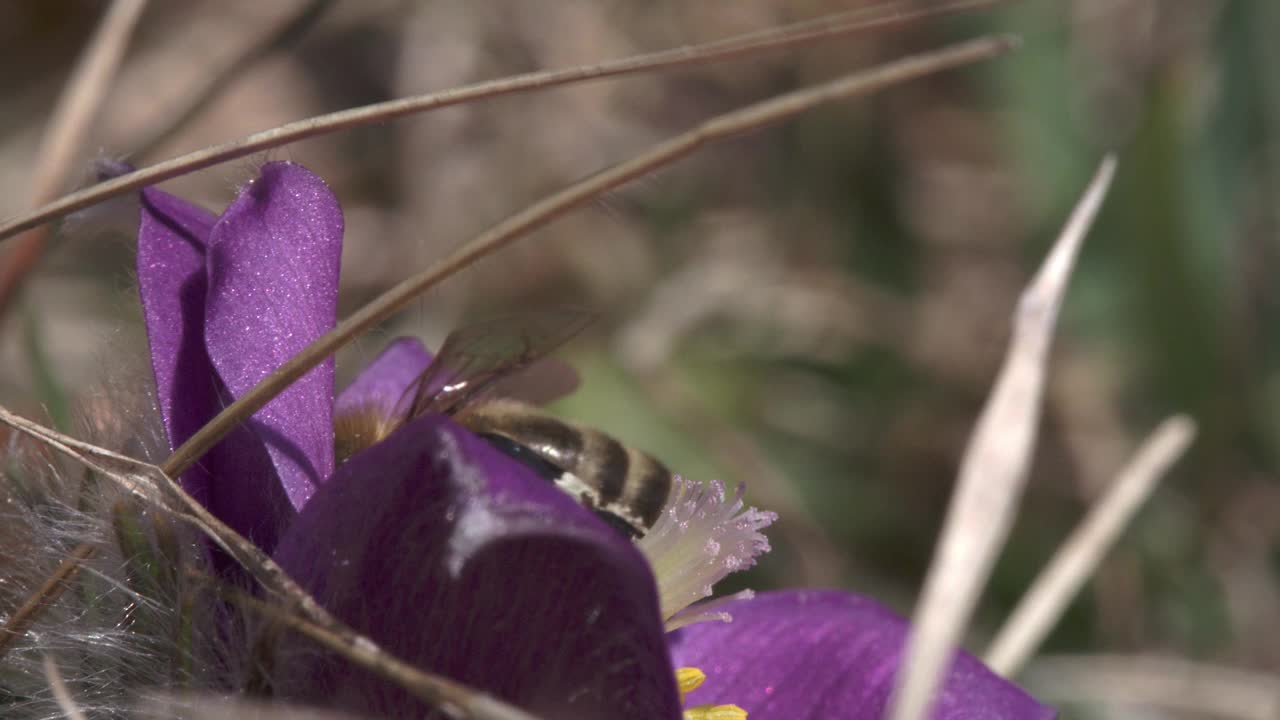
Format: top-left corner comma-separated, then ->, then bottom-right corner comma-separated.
403,308 -> 594,419
487,356 -> 581,407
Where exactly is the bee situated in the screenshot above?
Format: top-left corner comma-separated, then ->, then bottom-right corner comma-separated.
335,311 -> 672,539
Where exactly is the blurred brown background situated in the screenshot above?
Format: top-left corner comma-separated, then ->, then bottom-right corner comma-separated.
2,2 -> 1277,716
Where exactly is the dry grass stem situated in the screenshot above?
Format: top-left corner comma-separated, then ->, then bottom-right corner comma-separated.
0,0 -> 149,318
219,586 -> 540,720
0,543 -> 95,658
0,405 -> 287,594
130,0 -> 335,157
162,34 -> 1020,481
985,415 -> 1196,677
137,696 -> 366,720
1023,655 -> 1280,720
0,406 -> 541,720
0,0 -> 1006,244
41,655 -> 88,720
887,155 -> 1118,720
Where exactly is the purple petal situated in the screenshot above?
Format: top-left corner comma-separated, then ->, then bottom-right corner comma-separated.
668,591 -> 1054,720
136,184 -> 296,549
204,162 -> 343,511
136,187 -> 218,507
273,415 -> 681,720
335,337 -> 432,419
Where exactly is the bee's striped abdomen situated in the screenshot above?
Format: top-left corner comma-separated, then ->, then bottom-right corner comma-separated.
460,399 -> 673,537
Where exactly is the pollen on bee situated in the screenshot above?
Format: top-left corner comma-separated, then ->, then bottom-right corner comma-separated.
334,405 -> 398,464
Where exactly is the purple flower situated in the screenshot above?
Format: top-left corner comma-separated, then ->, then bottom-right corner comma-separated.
135,162 -> 1053,720
137,162 -> 341,550
669,591 -> 1056,720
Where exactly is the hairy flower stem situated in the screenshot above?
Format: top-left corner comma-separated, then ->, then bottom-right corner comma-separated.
0,405 -> 545,720
0,543 -> 96,657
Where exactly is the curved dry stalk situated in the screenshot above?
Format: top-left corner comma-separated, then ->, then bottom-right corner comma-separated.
0,406 -> 539,720
0,0 -> 149,319
887,156 -> 1118,720
160,34 -> 1020,481
219,586 -> 539,720
136,696 -> 368,720
1023,655 -> 1280,720
985,415 -> 1196,677
129,0 -> 336,158
0,0 -> 1008,243
0,543 -> 95,657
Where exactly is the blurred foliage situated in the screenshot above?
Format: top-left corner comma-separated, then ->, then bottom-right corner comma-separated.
2,1 -> 1279,716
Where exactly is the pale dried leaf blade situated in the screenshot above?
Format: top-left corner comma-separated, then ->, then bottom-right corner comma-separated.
888,155 -> 1117,720
985,415 -> 1195,677
1024,655 -> 1280,720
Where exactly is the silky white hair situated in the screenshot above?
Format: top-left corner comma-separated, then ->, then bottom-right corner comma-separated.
0,354 -> 256,719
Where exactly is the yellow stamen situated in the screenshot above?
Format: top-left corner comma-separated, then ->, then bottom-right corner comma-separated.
676,667 -> 747,719
684,704 -> 748,720
676,667 -> 707,700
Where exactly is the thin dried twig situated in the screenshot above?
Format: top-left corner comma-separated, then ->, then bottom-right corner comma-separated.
0,544 -> 95,658
42,655 -> 89,720
161,34 -> 1020,481
137,696 -> 366,720
985,415 -> 1196,677
0,406 -> 294,599
1023,655 -> 1280,720
0,0 -> 149,319
0,406 -> 539,720
217,585 -> 539,720
887,156 -> 1118,720
129,0 -> 336,158
0,0 -> 1008,243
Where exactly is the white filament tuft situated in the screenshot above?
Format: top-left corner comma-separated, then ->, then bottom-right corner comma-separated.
636,478 -> 775,626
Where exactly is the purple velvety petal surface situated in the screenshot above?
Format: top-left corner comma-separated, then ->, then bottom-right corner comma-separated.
137,184 -> 296,549
273,415 -> 681,720
204,162 -> 342,511
668,591 -> 1055,720
136,187 -> 218,507
335,337 -> 432,418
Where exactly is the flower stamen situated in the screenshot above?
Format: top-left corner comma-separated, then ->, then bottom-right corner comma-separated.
677,666 -> 747,720
637,478 -> 775,627
684,706 -> 748,720
676,666 -> 708,700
